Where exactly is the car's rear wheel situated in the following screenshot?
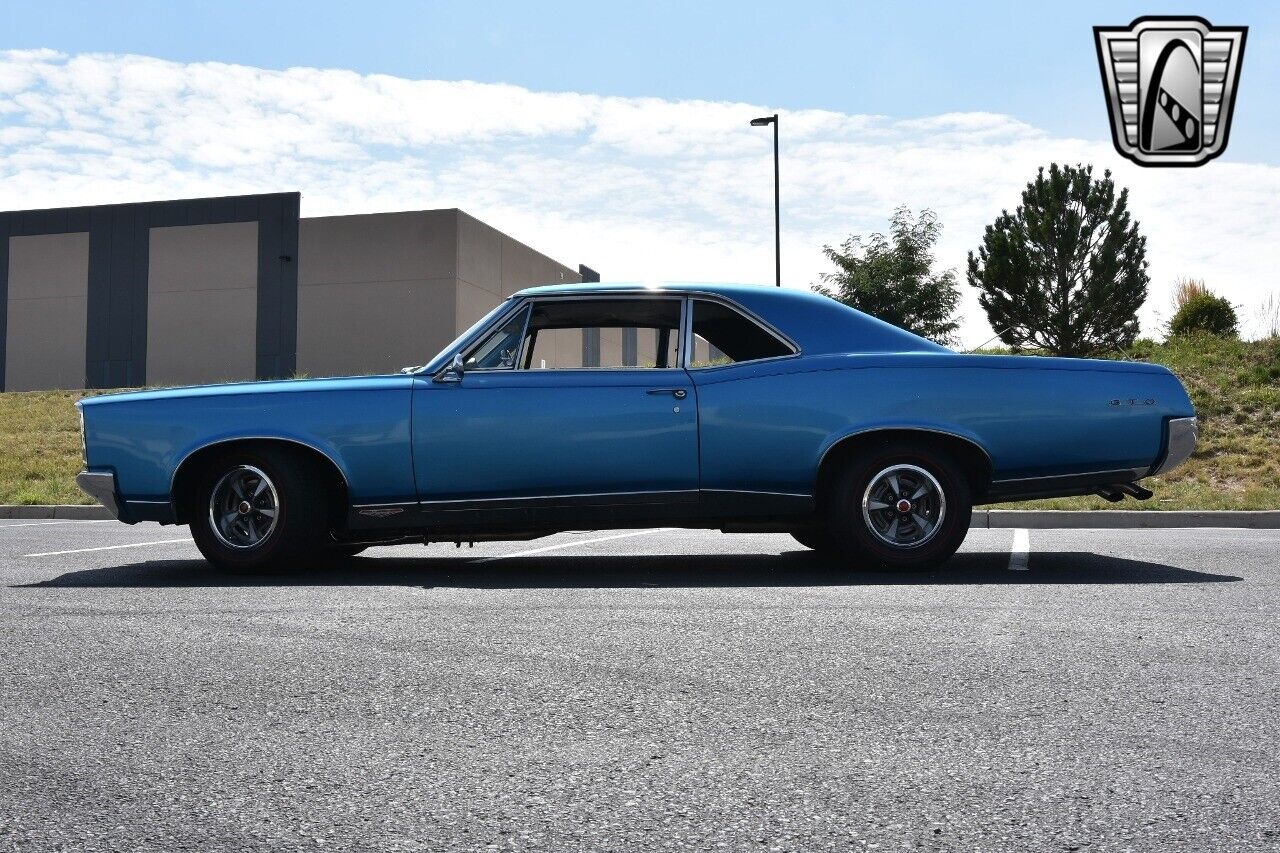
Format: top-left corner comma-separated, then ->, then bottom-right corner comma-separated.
190,447 -> 330,573
825,443 -> 972,571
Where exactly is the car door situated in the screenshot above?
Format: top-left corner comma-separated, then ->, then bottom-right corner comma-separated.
411,296 -> 698,507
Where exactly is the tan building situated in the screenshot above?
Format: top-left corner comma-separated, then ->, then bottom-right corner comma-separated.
0,193 -> 593,391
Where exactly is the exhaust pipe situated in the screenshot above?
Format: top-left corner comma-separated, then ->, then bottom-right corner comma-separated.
1115,482 -> 1154,501
1094,482 -> 1154,502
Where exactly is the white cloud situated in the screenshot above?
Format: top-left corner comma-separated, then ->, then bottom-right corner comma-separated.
1,48 -> 1278,343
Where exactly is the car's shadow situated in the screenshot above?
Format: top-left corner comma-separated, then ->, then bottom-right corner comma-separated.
18,549 -> 1241,588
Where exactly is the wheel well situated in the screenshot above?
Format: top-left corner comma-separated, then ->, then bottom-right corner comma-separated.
171,439 -> 349,525
814,429 -> 992,508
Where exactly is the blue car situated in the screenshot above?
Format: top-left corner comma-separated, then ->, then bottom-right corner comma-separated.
76,283 -> 1197,572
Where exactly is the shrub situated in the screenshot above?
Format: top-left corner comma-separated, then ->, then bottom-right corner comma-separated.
1172,277 -> 1209,310
1170,293 -> 1239,337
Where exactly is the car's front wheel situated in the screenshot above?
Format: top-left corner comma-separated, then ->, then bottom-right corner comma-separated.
190,447 -> 330,573
825,444 -> 972,571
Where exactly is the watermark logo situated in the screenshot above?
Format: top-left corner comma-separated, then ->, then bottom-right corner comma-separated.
1094,16 -> 1247,167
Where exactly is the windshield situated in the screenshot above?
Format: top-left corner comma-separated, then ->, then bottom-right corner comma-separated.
418,298 -> 515,374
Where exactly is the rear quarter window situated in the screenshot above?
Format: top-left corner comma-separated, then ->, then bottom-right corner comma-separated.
689,299 -> 795,367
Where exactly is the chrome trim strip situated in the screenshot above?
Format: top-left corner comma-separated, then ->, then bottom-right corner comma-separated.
682,294 -> 800,369
76,471 -> 121,519
456,303 -> 534,375
169,436 -> 353,501
816,427 -> 996,482
515,302 -> 534,370
1150,416 -> 1198,476
418,489 -> 700,506
452,294 -> 692,374
77,404 -> 87,466
681,296 -> 694,370
678,296 -> 690,368
990,467 -> 1145,485
352,501 -> 417,509
125,500 -> 172,505
700,488 -> 811,498
418,289 -> 803,377
685,352 -> 804,372
415,298 -> 525,376
356,507 -> 408,518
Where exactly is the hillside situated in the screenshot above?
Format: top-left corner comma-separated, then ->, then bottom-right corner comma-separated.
1,333 -> 1277,508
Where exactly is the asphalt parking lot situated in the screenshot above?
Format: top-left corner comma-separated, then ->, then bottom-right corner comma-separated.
1,521 -> 1277,852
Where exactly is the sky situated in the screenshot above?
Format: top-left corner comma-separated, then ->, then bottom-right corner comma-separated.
1,0 -> 1277,345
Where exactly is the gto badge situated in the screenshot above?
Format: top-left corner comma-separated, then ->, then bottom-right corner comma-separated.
1094,16 -> 1247,166
1109,398 -> 1156,407
358,507 -> 405,518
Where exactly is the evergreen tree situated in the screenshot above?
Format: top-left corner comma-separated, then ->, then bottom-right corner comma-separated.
968,163 -> 1148,357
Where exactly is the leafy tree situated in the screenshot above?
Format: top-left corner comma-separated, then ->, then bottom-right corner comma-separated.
1170,292 -> 1239,337
814,206 -> 961,345
967,163 -> 1148,357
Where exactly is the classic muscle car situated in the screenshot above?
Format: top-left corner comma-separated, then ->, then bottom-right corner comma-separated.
76,283 -> 1197,572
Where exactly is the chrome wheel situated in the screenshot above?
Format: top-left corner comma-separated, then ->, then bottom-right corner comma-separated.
861,464 -> 946,549
208,465 -> 279,549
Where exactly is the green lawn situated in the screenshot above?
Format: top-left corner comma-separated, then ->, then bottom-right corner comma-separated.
2,333 -> 1277,508
0,389 -> 93,505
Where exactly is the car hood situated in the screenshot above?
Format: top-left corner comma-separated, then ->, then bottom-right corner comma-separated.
77,374 -> 414,409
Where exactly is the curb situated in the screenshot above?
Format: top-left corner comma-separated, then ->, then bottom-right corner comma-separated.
3,505 -> 1280,529
0,504 -> 113,520
978,509 -> 1280,529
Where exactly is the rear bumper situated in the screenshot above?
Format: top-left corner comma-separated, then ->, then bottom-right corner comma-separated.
75,471 -> 121,520
1151,417 -> 1198,476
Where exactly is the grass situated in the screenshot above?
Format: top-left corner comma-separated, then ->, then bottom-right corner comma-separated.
1,333 -> 1277,509
0,389 -> 94,505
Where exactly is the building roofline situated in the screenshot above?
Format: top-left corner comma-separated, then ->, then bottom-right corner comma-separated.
0,191 -> 300,218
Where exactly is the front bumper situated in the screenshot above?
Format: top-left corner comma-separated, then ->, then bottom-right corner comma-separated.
75,471 -> 121,519
1151,416 -> 1198,476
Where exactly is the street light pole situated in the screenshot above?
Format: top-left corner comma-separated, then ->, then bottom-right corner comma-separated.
750,113 -> 780,286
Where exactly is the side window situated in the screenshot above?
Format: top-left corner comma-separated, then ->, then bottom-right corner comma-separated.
464,306 -> 529,370
689,299 -> 794,367
523,299 -> 682,369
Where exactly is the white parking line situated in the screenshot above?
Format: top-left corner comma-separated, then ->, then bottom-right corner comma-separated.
472,528 -> 670,563
25,538 -> 192,558
1008,528 -> 1030,571
0,520 -> 117,529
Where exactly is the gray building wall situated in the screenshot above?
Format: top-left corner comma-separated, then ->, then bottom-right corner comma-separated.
0,192 -> 299,391
297,210 -> 460,377
297,209 -> 580,377
4,232 -> 90,391
0,197 -> 583,390
147,222 -> 260,386
456,210 -> 577,346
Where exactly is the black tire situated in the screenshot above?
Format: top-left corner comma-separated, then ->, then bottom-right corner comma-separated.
789,528 -> 841,553
189,446 -> 332,574
824,443 -> 972,572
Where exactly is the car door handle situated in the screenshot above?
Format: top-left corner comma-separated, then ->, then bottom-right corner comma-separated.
647,388 -> 687,399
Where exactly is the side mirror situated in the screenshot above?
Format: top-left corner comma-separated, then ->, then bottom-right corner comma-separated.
434,352 -> 465,383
